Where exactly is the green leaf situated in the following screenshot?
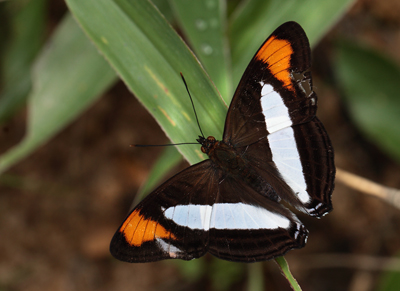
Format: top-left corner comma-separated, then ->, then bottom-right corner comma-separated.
151,0 -> 175,23
0,0 -> 47,123
0,14 -> 117,174
170,0 -> 233,102
66,0 -> 227,166
377,253 -> 400,291
335,41 -> 400,162
275,256 -> 302,291
229,0 -> 356,86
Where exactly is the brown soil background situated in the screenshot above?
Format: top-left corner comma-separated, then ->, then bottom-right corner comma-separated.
1,0 -> 400,290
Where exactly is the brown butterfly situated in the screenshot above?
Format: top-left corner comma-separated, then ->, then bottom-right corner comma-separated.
110,21 -> 335,263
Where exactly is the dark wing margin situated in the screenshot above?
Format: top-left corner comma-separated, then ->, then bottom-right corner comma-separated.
110,160 -> 216,263
292,117 -> 335,217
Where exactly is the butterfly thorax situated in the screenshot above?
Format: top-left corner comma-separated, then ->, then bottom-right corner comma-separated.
198,136 -> 246,175
198,136 -> 279,200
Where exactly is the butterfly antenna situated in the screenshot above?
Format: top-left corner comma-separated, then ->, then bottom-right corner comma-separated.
132,74 -> 204,148
133,142 -> 197,147
180,73 -> 205,138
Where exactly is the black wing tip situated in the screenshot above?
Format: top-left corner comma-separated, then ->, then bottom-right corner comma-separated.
278,21 -> 302,29
109,231 -> 148,263
109,232 -> 134,263
273,21 -> 306,36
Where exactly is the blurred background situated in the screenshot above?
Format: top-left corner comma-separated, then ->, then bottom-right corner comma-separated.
1,0 -> 400,290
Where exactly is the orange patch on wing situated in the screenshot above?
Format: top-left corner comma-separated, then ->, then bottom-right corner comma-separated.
256,36 -> 294,90
120,209 -> 176,246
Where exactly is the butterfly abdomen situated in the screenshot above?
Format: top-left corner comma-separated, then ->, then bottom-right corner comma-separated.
209,141 -> 280,202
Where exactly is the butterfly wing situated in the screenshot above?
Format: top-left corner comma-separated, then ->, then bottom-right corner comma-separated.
223,21 -> 334,217
110,159 -> 308,263
110,160 -> 216,263
207,174 -> 308,262
239,118 -> 334,217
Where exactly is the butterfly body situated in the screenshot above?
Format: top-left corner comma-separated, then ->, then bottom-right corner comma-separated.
199,135 -> 281,204
199,136 -> 242,172
110,21 -> 335,263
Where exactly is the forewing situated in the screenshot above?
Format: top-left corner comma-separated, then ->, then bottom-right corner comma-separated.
110,160 -> 216,263
223,21 -> 334,217
223,21 -> 317,147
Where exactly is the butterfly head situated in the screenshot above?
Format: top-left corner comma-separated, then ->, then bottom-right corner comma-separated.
197,136 -> 217,155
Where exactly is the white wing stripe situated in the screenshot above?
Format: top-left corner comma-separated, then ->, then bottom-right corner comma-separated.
165,203 -> 291,230
260,83 -> 292,133
259,82 -> 310,204
267,124 -> 309,204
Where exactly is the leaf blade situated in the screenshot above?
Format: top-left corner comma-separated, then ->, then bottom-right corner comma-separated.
170,0 -> 232,102
66,0 -> 227,165
0,14 -> 117,173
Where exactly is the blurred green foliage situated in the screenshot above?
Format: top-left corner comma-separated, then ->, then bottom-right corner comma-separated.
378,253 -> 400,291
335,41 -> 400,163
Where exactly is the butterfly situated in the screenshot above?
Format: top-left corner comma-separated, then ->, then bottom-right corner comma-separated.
110,21 -> 335,263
